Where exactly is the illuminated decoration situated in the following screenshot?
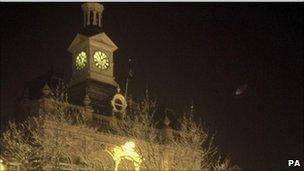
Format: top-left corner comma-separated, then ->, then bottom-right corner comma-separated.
107,141 -> 142,171
111,91 -> 127,113
94,51 -> 110,70
235,83 -> 248,96
0,159 -> 5,171
75,51 -> 87,70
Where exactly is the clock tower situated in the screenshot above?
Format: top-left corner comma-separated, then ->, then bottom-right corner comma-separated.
68,2 -> 118,113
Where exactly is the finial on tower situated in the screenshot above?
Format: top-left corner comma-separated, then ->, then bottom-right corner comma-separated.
190,101 -> 194,114
81,2 -> 104,28
83,89 -> 91,106
117,85 -> 121,93
42,83 -> 51,98
163,115 -> 171,127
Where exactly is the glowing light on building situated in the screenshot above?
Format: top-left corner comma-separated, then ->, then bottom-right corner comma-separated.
0,159 -> 5,171
108,141 -> 142,171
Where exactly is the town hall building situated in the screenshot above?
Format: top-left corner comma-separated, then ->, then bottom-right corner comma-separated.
1,3 -> 205,171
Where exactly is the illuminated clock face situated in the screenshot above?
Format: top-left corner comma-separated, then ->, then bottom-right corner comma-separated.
75,51 -> 87,70
94,51 -> 110,70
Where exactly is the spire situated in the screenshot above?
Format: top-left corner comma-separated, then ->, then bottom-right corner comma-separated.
81,2 -> 104,29
116,85 -> 121,94
162,114 -> 173,143
190,101 -> 194,114
42,83 -> 51,98
83,91 -> 91,107
83,91 -> 93,120
163,115 -> 171,127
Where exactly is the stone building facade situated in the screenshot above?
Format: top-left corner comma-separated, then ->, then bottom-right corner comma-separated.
12,88 -> 201,170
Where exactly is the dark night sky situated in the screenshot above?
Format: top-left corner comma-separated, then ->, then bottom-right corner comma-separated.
1,3 -> 303,170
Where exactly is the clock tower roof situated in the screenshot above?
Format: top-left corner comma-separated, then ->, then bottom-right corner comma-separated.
68,32 -> 118,54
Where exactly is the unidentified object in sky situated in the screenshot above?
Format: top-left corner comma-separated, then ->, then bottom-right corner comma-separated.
235,83 -> 248,96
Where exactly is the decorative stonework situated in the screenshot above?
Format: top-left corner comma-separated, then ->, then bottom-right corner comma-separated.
81,3 -> 104,28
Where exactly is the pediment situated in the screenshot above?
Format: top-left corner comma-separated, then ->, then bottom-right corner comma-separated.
68,32 -> 118,53
89,33 -> 118,52
68,34 -> 88,53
